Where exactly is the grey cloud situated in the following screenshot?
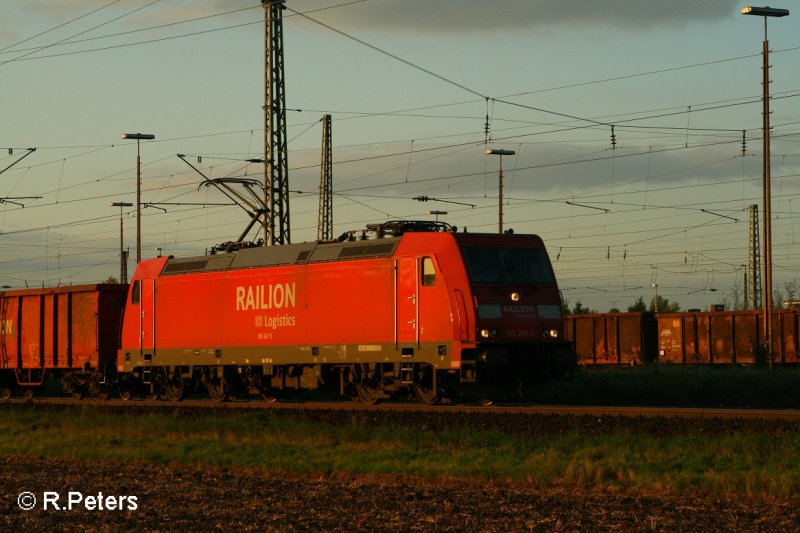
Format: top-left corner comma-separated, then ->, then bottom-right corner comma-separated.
297,0 -> 743,34
8,1 -> 742,40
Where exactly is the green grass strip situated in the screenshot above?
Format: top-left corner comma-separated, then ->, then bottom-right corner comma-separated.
2,406 -> 800,498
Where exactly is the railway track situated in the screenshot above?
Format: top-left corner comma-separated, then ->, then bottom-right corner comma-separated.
5,396 -> 800,421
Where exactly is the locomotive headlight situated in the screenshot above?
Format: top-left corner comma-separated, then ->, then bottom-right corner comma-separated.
545,329 -> 559,338
480,329 -> 497,339
510,292 -> 520,302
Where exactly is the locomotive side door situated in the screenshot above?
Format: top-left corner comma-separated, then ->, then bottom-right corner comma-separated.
139,278 -> 156,359
396,257 -> 419,349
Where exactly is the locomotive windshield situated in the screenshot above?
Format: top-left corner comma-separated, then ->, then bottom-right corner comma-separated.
462,247 -> 554,284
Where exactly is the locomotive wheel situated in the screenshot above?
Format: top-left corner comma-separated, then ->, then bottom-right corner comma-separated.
118,374 -> 137,401
1,386 -> 12,400
23,389 -> 34,400
356,384 -> 381,405
71,388 -> 86,400
147,367 -> 169,401
207,372 -> 228,402
163,376 -> 185,402
98,389 -> 111,401
207,381 -> 227,402
260,390 -> 279,403
413,365 -> 440,405
413,384 -> 439,405
351,364 -> 381,404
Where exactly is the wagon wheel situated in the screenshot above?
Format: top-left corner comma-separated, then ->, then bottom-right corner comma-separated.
23,389 -> 34,400
162,374 -> 185,402
71,377 -> 88,400
1,386 -> 12,400
71,387 -> 87,401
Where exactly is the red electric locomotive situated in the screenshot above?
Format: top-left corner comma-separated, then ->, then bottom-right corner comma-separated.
116,221 -> 574,403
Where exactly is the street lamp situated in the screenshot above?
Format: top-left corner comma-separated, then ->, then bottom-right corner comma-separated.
485,148 -> 515,234
110,202 -> 133,283
741,5 -> 789,364
652,283 -> 659,313
121,133 -> 155,264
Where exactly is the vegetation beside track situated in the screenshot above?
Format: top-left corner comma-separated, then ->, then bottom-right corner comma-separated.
2,402 -> 800,499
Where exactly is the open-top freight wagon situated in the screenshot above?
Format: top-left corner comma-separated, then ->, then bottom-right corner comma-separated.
566,309 -> 800,366
0,284 -> 127,399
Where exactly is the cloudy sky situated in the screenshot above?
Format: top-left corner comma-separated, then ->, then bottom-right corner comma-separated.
1,0 -> 798,311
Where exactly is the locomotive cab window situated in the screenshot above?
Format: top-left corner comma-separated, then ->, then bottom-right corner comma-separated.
422,257 -> 436,286
507,248 -> 554,283
462,247 -> 554,284
131,280 -> 141,305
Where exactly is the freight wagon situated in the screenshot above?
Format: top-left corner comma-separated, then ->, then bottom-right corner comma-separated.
0,284 -> 127,399
564,312 -> 657,365
566,309 -> 800,366
656,310 -> 800,364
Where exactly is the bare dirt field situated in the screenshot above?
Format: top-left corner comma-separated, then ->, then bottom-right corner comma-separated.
2,456 -> 799,532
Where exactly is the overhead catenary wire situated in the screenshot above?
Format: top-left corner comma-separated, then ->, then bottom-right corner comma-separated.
0,0 -> 123,54
0,0 -> 164,66
3,4 -> 796,306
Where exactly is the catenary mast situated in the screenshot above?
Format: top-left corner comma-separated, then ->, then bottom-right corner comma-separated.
262,0 -> 290,245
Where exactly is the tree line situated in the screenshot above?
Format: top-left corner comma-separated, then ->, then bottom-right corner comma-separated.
563,295 -> 680,315
564,279 -> 799,315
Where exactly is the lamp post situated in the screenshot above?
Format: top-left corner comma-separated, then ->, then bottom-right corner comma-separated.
110,201 -> 133,283
121,133 -> 155,263
485,149 -> 515,233
741,5 -> 789,364
652,283 -> 659,313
